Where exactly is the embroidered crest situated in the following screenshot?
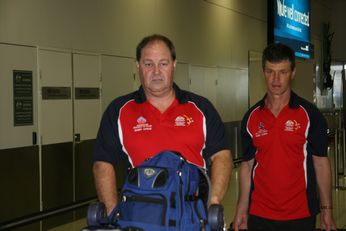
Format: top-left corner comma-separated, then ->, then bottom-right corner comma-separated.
255,122 -> 268,137
174,114 -> 194,127
133,116 -> 152,132
284,120 -> 300,132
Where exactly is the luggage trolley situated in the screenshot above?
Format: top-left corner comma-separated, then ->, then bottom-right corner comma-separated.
82,202 -> 224,231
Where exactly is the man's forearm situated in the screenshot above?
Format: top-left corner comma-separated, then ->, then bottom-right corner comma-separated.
313,155 -> 336,229
210,149 -> 233,204
93,161 -> 118,214
237,160 -> 253,210
313,156 -> 333,207
233,160 -> 253,230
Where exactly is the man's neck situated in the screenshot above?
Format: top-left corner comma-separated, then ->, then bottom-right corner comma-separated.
265,90 -> 291,117
146,89 -> 176,113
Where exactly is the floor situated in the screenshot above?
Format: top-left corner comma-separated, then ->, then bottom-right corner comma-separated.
48,163 -> 346,231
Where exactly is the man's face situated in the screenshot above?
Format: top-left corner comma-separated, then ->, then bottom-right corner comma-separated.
263,60 -> 295,96
137,41 -> 176,97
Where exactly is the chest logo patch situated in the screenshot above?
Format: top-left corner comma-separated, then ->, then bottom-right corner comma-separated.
133,116 -> 152,132
255,122 -> 268,137
175,115 -> 194,127
284,120 -> 300,132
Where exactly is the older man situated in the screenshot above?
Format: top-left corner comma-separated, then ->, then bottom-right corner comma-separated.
93,34 -> 233,215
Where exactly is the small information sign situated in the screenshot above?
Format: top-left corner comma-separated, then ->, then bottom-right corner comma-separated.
13,70 -> 33,126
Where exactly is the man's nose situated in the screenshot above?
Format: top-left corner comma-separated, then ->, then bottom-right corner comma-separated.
273,72 -> 280,81
153,64 -> 161,73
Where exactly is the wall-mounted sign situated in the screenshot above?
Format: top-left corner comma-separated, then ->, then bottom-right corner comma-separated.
42,87 -> 71,100
75,87 -> 100,100
13,70 -> 33,126
268,0 -> 312,59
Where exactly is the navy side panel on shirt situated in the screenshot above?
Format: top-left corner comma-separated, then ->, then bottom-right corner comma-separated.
93,92 -> 135,165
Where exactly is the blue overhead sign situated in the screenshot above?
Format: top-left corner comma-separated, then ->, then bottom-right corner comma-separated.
273,0 -> 312,59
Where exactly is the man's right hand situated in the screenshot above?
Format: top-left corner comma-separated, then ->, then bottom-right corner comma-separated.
93,161 -> 118,215
232,213 -> 248,231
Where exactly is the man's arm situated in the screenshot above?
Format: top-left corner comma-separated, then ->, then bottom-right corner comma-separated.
232,159 -> 254,231
209,149 -> 233,205
312,155 -> 336,231
93,161 -> 118,215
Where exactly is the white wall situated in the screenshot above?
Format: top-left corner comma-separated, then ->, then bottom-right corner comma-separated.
0,0 -> 334,121
0,0 -> 267,66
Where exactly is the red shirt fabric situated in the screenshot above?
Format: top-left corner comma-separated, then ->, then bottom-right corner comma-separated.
94,84 -> 230,169
241,92 -> 328,220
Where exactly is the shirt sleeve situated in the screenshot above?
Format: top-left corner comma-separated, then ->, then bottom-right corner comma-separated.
93,101 -> 123,165
240,109 -> 257,161
202,99 -> 231,160
306,106 -> 328,157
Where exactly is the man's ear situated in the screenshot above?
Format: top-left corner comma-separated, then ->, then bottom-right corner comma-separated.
136,61 -> 139,68
291,68 -> 296,79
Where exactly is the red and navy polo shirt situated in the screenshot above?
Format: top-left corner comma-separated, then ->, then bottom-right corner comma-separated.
93,83 -> 229,169
241,91 -> 328,220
